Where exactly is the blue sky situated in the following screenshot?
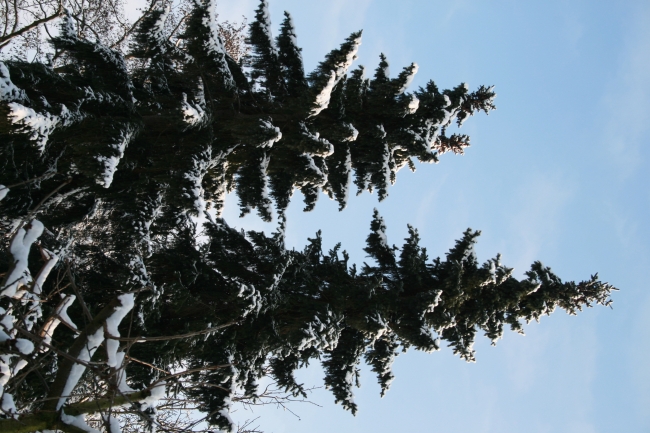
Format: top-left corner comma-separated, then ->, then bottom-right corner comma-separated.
210,1 -> 650,431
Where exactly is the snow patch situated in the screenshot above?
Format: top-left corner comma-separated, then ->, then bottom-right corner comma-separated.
57,327 -> 105,410
1,392 -> 16,416
105,414 -> 122,433
181,78 -> 207,126
61,411 -> 101,433
1,220 -> 44,298
300,123 -> 334,156
141,380 -> 166,411
407,95 -> 420,114
95,124 -> 137,188
259,0 -> 277,55
105,293 -> 135,368
14,338 -> 34,355
40,294 -> 77,348
183,146 -> 212,215
0,62 -> 26,102
203,0 -> 235,88
398,63 -> 418,94
344,123 -> 359,142
259,119 -> 283,148
56,293 -> 134,410
151,4 -> 171,48
7,103 -> 60,153
311,35 -> 362,116
33,249 -> 59,295
115,351 -> 135,393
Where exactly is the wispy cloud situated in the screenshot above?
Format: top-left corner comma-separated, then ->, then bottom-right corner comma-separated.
504,172 -> 575,277
601,3 -> 650,177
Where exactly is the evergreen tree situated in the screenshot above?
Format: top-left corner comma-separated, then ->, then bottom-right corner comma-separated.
0,1 -> 615,432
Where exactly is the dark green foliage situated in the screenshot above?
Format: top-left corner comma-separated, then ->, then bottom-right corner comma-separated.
276,12 -> 307,97
0,1 -> 614,431
246,0 -> 285,98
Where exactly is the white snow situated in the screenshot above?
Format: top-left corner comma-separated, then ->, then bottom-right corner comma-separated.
14,338 -> 34,355
342,147 -> 352,207
300,123 -> 334,156
56,293 -> 134,409
407,95 -> 420,114
259,153 -> 273,218
0,186 -> 8,201
61,411 -> 101,433
41,295 -> 77,348
105,293 -> 135,368
343,123 -> 359,142
141,380 -> 166,410
7,102 -> 60,153
105,414 -> 122,433
259,0 -> 278,55
312,72 -> 337,116
33,248 -> 59,295
488,260 -> 497,282
203,0 -> 235,88
382,58 -> 390,78
1,392 -> 16,415
377,124 -> 387,139
425,290 -> 443,313
295,310 -> 342,352
372,210 -> 389,248
183,146 -> 212,215
0,62 -> 26,102
57,327 -> 105,410
379,142 -> 391,193
0,354 -> 12,386
2,220 -> 44,298
60,10 -> 77,38
259,119 -> 282,148
57,295 -> 77,331
398,63 -> 419,94
114,351 -> 135,393
95,124 -> 136,188
127,253 -> 152,288
300,154 -> 327,188
151,4 -> 171,48
181,78 -> 207,126
311,35 -> 362,116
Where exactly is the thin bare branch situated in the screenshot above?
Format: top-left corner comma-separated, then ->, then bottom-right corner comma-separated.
0,1 -> 62,48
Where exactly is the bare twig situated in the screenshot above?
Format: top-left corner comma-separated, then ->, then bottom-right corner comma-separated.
108,321 -> 238,343
65,262 -> 93,323
0,1 -> 63,48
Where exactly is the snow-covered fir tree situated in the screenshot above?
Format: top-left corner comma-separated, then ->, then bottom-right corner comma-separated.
0,1 -> 615,432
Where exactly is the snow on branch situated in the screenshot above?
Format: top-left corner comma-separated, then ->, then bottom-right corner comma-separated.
96,124 -> 137,188
1,221 -> 45,298
52,293 -> 135,410
0,62 -> 26,102
310,33 -> 362,116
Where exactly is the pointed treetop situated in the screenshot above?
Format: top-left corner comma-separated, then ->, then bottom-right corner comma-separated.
276,11 -> 307,96
373,53 -> 390,83
247,0 -> 285,97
